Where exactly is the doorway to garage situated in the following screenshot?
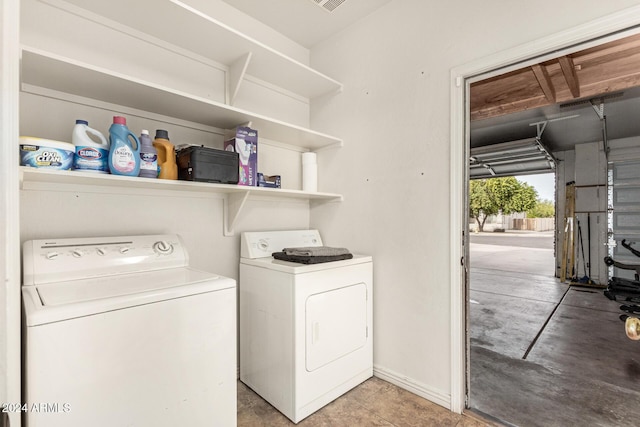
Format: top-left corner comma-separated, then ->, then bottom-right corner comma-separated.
464,32 -> 640,426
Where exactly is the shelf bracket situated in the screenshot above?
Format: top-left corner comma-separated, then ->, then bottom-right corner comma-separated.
223,191 -> 250,236
228,52 -> 252,106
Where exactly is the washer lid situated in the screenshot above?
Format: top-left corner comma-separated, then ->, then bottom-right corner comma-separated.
23,267 -> 236,326
240,253 -> 372,274
37,268 -> 221,306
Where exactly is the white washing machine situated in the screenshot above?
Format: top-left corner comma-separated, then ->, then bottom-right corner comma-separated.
22,234 -> 237,427
239,230 -> 373,423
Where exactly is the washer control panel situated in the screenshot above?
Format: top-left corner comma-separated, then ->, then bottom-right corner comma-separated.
23,234 -> 186,286
241,230 -> 323,259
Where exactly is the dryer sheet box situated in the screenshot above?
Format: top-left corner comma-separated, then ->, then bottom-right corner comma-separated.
224,126 -> 258,186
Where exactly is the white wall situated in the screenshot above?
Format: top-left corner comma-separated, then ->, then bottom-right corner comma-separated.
309,0 -> 640,408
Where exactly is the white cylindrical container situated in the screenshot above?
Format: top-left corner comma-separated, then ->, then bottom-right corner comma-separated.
302,152 -> 317,192
19,136 -> 75,170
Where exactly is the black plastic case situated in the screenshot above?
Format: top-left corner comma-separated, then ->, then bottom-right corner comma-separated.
176,146 -> 239,184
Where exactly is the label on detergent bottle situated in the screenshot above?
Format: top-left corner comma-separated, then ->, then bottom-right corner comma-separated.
74,146 -> 109,173
111,145 -> 136,173
140,152 -> 158,174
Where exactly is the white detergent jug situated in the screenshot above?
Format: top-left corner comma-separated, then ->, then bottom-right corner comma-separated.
72,119 -> 110,173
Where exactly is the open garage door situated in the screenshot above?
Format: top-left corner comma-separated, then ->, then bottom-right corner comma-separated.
608,138 -> 640,281
470,137 -> 556,179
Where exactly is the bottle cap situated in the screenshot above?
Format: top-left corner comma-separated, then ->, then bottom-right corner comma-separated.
75,119 -> 88,125
113,116 -> 127,125
155,129 -> 170,140
141,129 -> 150,136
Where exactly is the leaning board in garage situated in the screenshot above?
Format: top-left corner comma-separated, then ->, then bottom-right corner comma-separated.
561,182 -> 575,283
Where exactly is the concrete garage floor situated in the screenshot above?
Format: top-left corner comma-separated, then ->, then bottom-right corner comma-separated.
469,231 -> 640,426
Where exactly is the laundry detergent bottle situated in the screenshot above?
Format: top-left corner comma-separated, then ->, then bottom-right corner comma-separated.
138,130 -> 158,178
108,116 -> 141,176
72,119 -> 110,173
152,129 -> 178,180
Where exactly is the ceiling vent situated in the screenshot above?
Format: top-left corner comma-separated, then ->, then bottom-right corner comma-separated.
310,0 -> 347,13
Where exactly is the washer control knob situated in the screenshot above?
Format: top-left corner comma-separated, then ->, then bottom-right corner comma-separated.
153,241 -> 173,255
119,247 -> 130,254
72,250 -> 83,258
258,239 -> 269,251
96,248 -> 106,256
45,251 -> 59,260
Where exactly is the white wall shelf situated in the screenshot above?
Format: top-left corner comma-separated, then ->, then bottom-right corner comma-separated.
21,48 -> 343,151
20,167 -> 343,236
44,0 -> 343,100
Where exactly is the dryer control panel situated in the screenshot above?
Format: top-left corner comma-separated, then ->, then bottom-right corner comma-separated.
23,234 -> 187,286
241,230 -> 323,259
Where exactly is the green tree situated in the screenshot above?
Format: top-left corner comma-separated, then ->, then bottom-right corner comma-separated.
527,199 -> 555,218
470,180 -> 496,232
503,180 -> 537,214
469,177 -> 538,231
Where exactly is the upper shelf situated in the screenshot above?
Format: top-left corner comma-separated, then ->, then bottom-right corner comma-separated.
19,167 -> 343,202
21,47 -> 343,151
44,0 -> 343,99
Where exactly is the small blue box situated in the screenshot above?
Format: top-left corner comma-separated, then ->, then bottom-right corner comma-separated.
257,173 -> 281,188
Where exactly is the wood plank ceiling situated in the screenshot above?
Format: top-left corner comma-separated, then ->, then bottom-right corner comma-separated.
471,33 -> 640,122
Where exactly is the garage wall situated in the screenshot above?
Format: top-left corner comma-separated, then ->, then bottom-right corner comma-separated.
574,142 -> 608,285
556,143 -> 608,286
309,0 -> 640,408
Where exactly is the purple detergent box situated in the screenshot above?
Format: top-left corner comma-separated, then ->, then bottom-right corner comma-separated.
224,126 -> 258,186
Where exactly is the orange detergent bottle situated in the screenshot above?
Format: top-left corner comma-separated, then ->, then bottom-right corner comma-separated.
152,129 -> 178,180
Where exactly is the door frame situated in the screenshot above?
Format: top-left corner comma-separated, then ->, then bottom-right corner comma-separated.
449,5 -> 640,413
1,0 -> 21,425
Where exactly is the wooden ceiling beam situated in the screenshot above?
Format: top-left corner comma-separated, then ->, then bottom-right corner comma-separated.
558,56 -> 580,98
470,96 -> 549,121
470,35 -> 640,121
530,64 -> 556,103
575,32 -> 640,62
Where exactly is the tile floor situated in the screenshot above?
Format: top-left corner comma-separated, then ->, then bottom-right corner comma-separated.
238,377 -> 494,426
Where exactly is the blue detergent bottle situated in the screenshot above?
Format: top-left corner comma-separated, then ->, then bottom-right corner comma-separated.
108,116 -> 141,176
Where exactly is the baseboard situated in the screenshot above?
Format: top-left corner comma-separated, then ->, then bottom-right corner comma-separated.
373,365 -> 451,410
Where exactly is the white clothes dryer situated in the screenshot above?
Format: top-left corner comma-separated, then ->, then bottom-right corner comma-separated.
22,234 -> 236,427
239,230 -> 373,423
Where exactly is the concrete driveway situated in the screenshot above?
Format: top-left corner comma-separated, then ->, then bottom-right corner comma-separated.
470,230 -> 555,276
